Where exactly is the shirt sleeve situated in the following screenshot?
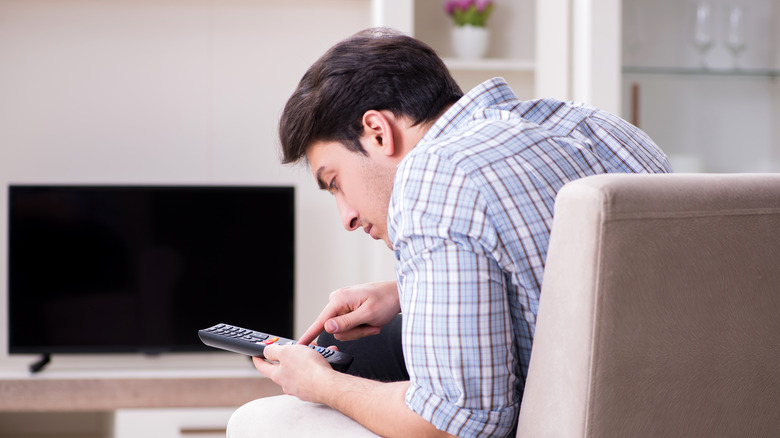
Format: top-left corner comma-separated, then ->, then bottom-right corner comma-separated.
390,151 -> 521,437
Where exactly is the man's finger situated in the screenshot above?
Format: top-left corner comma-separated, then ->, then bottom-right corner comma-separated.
298,298 -> 349,344
252,355 -> 275,378
262,344 -> 280,361
326,303 -> 377,336
298,321 -> 324,346
332,324 -> 382,341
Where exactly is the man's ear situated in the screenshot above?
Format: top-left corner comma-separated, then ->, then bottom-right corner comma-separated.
361,110 -> 396,157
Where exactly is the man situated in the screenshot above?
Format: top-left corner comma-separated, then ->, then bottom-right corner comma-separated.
253,28 -> 671,437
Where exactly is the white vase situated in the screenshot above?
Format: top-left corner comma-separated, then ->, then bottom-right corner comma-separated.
452,25 -> 489,60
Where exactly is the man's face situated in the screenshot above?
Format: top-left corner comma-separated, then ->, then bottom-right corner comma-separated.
307,140 -> 396,248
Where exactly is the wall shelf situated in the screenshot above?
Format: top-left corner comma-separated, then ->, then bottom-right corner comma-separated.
444,58 -> 535,72
623,66 -> 780,78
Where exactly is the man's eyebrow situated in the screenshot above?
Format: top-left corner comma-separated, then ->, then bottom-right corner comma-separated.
315,167 -> 328,191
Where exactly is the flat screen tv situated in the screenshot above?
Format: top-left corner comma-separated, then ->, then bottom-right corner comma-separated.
8,184 -> 294,358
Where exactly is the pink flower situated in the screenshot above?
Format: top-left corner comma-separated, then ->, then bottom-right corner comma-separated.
445,2 -> 456,14
444,0 -> 494,27
475,0 -> 493,13
445,0 -> 474,14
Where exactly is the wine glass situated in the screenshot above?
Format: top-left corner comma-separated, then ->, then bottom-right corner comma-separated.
725,5 -> 746,69
692,2 -> 714,69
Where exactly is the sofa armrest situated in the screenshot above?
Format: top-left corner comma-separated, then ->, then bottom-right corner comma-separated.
227,395 -> 380,437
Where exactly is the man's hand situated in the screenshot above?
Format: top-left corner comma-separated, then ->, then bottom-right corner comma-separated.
254,343 -> 455,438
298,280 -> 401,345
253,344 -> 333,403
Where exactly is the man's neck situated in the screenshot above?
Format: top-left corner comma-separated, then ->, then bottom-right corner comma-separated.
393,104 -> 453,161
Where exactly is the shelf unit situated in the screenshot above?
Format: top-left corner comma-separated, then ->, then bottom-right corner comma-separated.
371,0 -> 622,113
371,0 -> 536,97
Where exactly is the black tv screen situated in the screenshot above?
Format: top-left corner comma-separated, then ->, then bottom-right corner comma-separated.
8,185 -> 294,355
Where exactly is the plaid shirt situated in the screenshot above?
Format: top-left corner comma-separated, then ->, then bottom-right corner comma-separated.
388,78 -> 671,437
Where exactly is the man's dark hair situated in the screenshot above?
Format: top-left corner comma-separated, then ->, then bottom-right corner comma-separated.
279,28 -> 463,164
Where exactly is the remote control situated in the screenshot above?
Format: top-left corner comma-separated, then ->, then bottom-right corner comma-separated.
198,323 -> 353,372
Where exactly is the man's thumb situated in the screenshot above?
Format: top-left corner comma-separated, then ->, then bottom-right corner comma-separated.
324,319 -> 339,333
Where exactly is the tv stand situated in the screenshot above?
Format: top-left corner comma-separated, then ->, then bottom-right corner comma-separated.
0,370 -> 283,436
29,353 -> 51,373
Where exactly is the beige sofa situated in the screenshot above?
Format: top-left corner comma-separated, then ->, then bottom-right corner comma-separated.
228,173 -> 780,437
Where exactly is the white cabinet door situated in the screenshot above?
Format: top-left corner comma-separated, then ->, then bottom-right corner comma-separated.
113,408 -> 236,438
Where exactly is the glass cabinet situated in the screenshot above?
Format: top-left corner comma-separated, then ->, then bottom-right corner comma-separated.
621,0 -> 780,172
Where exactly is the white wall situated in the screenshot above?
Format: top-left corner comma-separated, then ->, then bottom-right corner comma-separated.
0,0 -> 398,372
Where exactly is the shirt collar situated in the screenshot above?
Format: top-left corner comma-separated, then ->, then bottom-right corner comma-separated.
419,77 -> 517,145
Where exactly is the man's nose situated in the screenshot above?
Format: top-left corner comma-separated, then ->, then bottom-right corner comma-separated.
336,196 -> 360,231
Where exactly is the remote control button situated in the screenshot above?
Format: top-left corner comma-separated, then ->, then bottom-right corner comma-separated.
263,337 -> 279,345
